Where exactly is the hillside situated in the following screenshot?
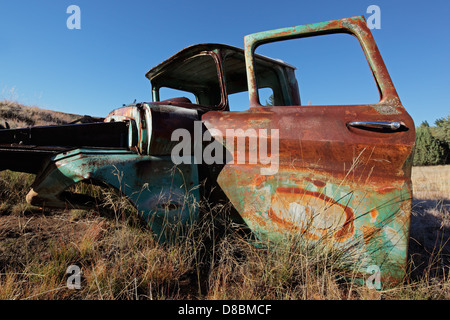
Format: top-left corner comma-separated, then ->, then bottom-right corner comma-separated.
0,100 -> 86,129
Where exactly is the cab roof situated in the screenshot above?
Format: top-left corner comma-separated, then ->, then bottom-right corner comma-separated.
145,43 -> 295,82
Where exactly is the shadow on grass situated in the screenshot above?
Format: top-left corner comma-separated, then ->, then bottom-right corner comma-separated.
409,198 -> 450,280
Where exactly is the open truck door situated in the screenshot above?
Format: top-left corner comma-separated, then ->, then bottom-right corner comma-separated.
203,16 -> 415,286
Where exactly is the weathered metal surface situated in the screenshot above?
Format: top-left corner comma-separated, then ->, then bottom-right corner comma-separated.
0,15 -> 414,286
0,122 -> 128,148
27,148 -> 199,242
203,16 -> 415,286
0,122 -> 129,173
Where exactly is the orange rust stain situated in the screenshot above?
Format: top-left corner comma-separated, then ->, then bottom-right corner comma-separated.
254,175 -> 266,188
268,207 -> 300,231
334,219 -> 354,242
313,180 -> 326,188
361,225 -> 381,245
246,210 -> 268,228
376,186 -> 398,194
303,231 -> 321,241
370,208 -> 379,222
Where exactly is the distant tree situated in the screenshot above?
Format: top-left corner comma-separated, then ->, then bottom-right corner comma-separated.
413,121 -> 447,166
264,94 -> 274,106
421,120 -> 430,127
433,115 -> 450,163
434,115 -> 450,145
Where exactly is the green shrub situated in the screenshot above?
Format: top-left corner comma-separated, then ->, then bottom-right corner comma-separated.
413,121 -> 449,166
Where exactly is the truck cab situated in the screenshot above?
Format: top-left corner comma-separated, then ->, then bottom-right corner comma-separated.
104,43 -> 299,156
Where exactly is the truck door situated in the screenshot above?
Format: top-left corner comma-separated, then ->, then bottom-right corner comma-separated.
203,16 -> 415,286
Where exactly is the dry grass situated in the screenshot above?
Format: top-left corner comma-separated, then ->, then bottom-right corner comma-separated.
0,165 -> 449,300
0,101 -> 449,300
0,171 -> 358,300
412,165 -> 450,200
0,99 -> 81,128
409,165 -> 450,288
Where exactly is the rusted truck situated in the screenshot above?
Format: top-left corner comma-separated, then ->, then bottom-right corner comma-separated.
0,16 -> 415,286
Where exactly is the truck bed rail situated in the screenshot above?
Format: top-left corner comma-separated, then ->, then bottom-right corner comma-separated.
0,121 -> 129,174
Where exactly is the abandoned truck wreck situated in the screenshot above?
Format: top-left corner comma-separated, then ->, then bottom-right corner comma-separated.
0,16 -> 415,286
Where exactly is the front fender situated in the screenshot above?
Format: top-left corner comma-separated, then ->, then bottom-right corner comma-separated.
27,148 -> 199,241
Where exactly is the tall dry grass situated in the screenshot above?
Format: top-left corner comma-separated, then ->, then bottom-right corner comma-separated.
0,170 -> 367,300
0,165 -> 448,300
0,165 -> 449,300
0,100 -> 449,299
412,165 -> 450,200
409,165 -> 450,289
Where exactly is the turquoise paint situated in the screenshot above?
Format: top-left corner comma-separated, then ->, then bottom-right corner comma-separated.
217,164 -> 411,284
37,149 -> 200,242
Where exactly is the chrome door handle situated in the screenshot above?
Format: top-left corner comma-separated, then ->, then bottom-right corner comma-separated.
347,121 -> 402,131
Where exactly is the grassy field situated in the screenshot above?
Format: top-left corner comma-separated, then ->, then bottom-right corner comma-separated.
0,101 -> 449,300
412,165 -> 450,200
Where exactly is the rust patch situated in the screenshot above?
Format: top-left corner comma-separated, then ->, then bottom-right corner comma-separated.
376,186 -> 398,194
313,180 -> 326,188
361,224 -> 381,245
370,208 -> 379,223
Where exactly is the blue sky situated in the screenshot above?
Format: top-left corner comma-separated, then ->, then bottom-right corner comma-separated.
0,0 -> 449,126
